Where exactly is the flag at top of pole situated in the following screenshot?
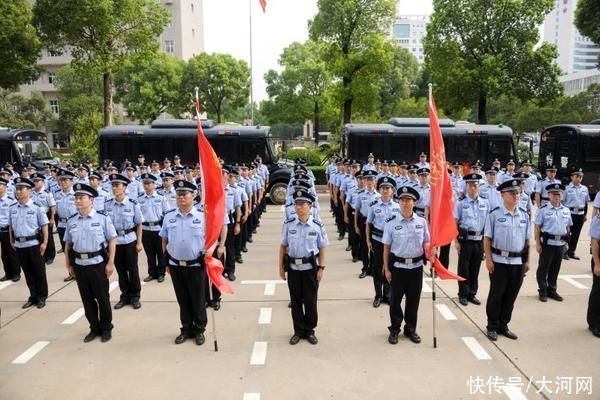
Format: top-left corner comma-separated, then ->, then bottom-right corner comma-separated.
259,0 -> 267,12
195,88 -> 233,294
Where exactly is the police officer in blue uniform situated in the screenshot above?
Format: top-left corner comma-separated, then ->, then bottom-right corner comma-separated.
534,183 -> 572,302
353,170 -> 380,279
160,179 -> 213,345
88,171 -> 109,211
31,173 -> 57,265
64,183 -> 117,343
223,165 -> 242,281
55,169 -> 77,281
158,171 -> 177,212
535,165 -> 560,208
382,186 -> 430,345
563,168 -> 590,260
280,188 -> 328,345
367,176 -> 400,307
9,177 -> 49,309
0,178 -> 19,282
484,179 -> 531,341
138,173 -> 168,283
454,173 -> 488,306
588,196 -> 600,338
105,173 -> 144,310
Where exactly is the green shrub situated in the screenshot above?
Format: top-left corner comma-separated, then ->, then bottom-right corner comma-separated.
285,148 -> 325,166
309,165 -> 327,185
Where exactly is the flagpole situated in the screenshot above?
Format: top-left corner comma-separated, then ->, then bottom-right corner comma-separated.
248,0 -> 255,124
429,83 -> 438,349
196,86 -> 220,352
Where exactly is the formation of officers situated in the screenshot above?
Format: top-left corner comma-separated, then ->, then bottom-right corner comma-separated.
0,154 -> 270,344
326,152 -> 600,342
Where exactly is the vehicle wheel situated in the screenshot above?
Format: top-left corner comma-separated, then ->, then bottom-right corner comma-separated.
268,182 -> 288,205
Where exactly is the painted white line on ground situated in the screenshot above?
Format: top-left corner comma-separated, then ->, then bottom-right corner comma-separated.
435,304 -> 457,320
243,393 -> 261,400
258,307 -> 272,324
0,281 -> 13,291
61,308 -> 85,325
422,280 -> 432,293
109,281 -> 119,293
250,341 -> 268,365
501,385 -> 529,400
12,341 -> 50,364
461,337 -> 492,360
241,280 -> 286,296
558,276 -> 588,289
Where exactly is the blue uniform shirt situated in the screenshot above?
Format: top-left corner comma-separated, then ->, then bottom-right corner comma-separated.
534,203 -> 573,246
126,180 -> 143,199
367,199 -> 400,242
518,192 -> 532,216
64,209 -> 117,265
32,189 -> 56,214
415,184 -> 430,216
225,185 -> 242,224
0,194 -> 17,227
104,196 -> 144,245
479,182 -> 501,210
382,212 -> 430,269
535,177 -> 561,205
280,216 -> 328,271
9,199 -> 49,248
92,187 -> 110,212
56,190 -> 77,227
138,192 -> 168,232
158,187 -> 177,212
159,207 -> 205,267
563,183 -> 590,216
454,195 -> 489,240
355,189 -> 380,217
485,205 -> 531,265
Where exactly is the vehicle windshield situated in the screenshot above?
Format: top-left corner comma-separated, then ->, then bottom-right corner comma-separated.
16,140 -> 53,161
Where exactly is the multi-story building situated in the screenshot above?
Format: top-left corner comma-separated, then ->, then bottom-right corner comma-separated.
559,69 -> 600,96
390,15 -> 427,63
543,0 -> 600,74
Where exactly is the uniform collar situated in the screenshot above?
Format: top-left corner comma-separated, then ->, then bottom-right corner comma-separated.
78,209 -> 97,219
500,204 -> 521,216
114,195 -> 129,204
400,212 -> 415,222
18,198 -> 34,207
295,216 -> 312,226
143,191 -> 156,198
176,206 -> 200,218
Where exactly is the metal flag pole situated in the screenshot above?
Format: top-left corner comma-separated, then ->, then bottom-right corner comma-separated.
196,86 -> 219,352
248,0 -> 255,124
429,82 -> 438,349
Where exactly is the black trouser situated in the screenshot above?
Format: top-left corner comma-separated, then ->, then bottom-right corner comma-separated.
240,204 -> 248,250
225,223 -> 236,274
588,259 -> 600,330
205,247 -> 222,303
537,243 -> 563,295
388,265 -> 423,335
371,239 -> 390,300
335,194 -> 345,233
16,245 -> 48,302
439,243 -> 450,270
57,226 -> 66,252
0,230 -> 19,278
73,262 -> 112,333
358,215 -> 370,272
44,217 -> 56,263
142,230 -> 165,278
115,242 -> 141,302
287,267 -> 319,336
486,262 -> 524,332
568,214 -> 585,256
347,207 -> 359,258
170,265 -> 207,335
457,240 -> 483,299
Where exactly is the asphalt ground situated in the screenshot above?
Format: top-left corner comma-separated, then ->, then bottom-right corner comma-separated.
0,194 -> 598,400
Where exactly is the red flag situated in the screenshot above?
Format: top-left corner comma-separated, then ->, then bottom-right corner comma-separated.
195,99 -> 233,294
433,256 -> 465,281
259,0 -> 267,12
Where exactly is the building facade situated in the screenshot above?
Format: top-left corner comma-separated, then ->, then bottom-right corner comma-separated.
559,69 -> 600,96
390,15 -> 427,63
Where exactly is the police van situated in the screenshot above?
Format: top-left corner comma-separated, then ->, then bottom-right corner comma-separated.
343,118 -> 517,170
98,119 -> 292,204
0,128 -> 57,169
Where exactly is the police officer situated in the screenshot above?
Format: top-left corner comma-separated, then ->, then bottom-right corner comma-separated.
160,179 -> 211,345
88,171 -> 110,211
382,186 -> 430,345
353,170 -> 380,279
223,165 -> 242,281
55,169 -> 78,281
158,171 -> 177,212
563,168 -> 590,260
9,177 -> 49,309
367,176 -> 399,307
64,183 -> 117,343
105,173 -> 144,310
454,174 -> 488,306
124,164 -> 142,198
588,195 -> 600,338
416,152 -> 429,169
484,179 -> 531,341
512,172 -> 533,218
279,188 -> 328,345
535,165 -> 560,208
479,166 -> 501,210
414,168 -> 430,219
31,173 -> 57,265
534,183 -> 572,302
0,178 -> 19,282
138,173 -> 168,283
520,160 -> 538,197
498,159 -> 516,184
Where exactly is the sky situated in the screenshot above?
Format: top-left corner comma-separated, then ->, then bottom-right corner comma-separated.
203,0 -> 434,103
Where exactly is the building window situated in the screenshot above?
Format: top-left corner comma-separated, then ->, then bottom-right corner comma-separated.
48,72 -> 56,84
48,49 -> 63,57
49,100 -> 59,115
165,40 -> 174,55
26,79 -> 34,86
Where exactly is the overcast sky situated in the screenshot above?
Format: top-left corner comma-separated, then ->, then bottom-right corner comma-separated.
203,0 -> 434,102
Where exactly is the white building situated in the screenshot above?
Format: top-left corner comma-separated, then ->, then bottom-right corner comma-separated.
559,69 -> 600,96
390,15 -> 427,63
543,0 -> 600,74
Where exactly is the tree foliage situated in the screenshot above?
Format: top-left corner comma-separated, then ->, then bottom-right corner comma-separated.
0,90 -> 54,129
114,52 -> 184,124
33,0 -> 170,126
424,0 -> 563,124
177,53 -> 250,123
575,0 -> 600,66
0,0 -> 41,89
378,45 -> 420,119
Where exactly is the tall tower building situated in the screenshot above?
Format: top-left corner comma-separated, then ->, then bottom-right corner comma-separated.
390,15 -> 427,63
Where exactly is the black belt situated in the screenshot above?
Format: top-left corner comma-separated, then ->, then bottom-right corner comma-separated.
391,254 -> 425,264
467,230 -> 483,236
15,235 -> 38,243
116,226 -> 136,236
0,226 -> 9,233
73,249 -> 104,259
541,232 -> 569,242
289,253 -> 319,265
491,247 -> 524,258
370,227 -> 384,237
167,252 -> 205,267
569,207 -> 584,213
414,207 -> 425,212
142,219 -> 163,227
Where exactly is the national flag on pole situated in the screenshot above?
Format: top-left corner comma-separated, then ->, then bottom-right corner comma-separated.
259,0 -> 267,12
195,97 -> 233,294
428,91 -> 464,281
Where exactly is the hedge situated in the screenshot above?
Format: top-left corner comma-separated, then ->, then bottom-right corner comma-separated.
285,148 -> 324,166
308,166 -> 327,185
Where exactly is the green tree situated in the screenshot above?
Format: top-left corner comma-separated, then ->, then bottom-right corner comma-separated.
178,53 -> 250,123
575,0 -> 600,65
309,0 -> 396,123
424,0 -> 562,124
0,0 -> 41,89
114,52 -> 184,124
378,45 -> 419,119
0,89 -> 54,129
33,0 -> 170,127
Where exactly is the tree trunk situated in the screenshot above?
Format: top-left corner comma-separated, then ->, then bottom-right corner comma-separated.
103,72 -> 113,127
313,101 -> 320,145
478,91 -> 487,124
343,76 -> 352,124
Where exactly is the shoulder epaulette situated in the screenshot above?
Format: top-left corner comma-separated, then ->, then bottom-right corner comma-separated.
68,212 -> 78,219
284,217 -> 296,224
357,188 -> 365,194
313,219 -> 324,227
105,198 -> 114,203
128,198 -> 137,204
540,204 -> 548,209
7,196 -> 14,201
164,209 -> 176,216
519,207 -> 528,214
385,215 -> 397,223
490,206 -> 500,213
53,188 -> 61,193
459,195 -> 465,201
97,210 -> 107,216
369,199 -> 379,207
